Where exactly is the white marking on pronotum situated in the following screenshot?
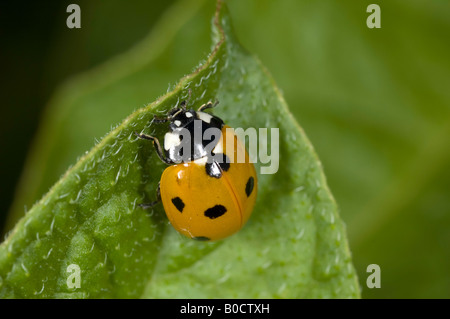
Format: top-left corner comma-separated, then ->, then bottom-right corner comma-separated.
185,112 -> 193,118
174,120 -> 182,127
197,112 -> 212,123
193,157 -> 208,165
164,132 -> 181,150
211,137 -> 224,154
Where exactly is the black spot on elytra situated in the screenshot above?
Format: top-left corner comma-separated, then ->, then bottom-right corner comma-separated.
205,153 -> 230,178
245,176 -> 254,197
171,197 -> 185,213
204,204 -> 227,219
193,236 -> 210,241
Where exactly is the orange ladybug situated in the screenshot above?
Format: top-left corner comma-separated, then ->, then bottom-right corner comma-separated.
136,98 -> 257,241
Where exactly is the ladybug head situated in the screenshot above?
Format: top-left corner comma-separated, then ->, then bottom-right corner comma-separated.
164,94 -> 221,131
167,108 -> 197,130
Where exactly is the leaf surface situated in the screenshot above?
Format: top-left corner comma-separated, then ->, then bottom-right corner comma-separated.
0,0 -> 359,298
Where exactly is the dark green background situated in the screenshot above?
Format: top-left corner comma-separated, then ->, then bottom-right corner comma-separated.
1,0 -> 449,298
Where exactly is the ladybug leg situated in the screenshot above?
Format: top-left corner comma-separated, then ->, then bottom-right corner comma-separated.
139,182 -> 161,209
152,115 -> 169,123
153,108 -> 183,123
135,132 -> 172,164
179,100 -> 187,111
198,99 -> 219,112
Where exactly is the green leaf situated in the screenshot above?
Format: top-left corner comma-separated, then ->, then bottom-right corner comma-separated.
224,0 -> 450,298
0,0 -> 359,298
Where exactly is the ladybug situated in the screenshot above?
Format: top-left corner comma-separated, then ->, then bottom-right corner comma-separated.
136,96 -> 257,241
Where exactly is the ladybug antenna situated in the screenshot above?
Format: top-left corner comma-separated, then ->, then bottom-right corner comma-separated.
198,99 -> 219,112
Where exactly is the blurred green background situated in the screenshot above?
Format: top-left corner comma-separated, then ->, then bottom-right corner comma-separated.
1,0 -> 449,298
